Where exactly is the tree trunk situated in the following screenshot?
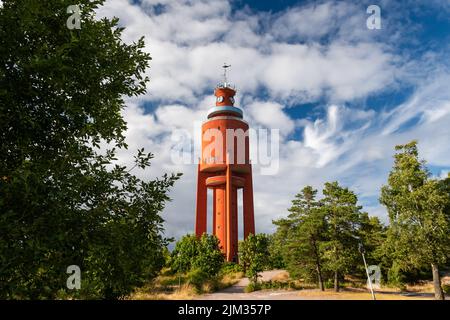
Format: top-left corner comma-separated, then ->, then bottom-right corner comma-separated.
334,271 -> 340,292
312,239 -> 324,291
431,263 -> 445,300
316,264 -> 324,291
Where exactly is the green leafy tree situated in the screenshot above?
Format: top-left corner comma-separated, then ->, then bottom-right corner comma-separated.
239,234 -> 270,284
321,182 -> 363,292
170,234 -> 224,278
380,141 -> 450,300
192,234 -> 225,277
358,214 -> 386,265
267,233 -> 286,270
170,234 -> 199,274
274,186 -> 326,290
0,0 -> 180,299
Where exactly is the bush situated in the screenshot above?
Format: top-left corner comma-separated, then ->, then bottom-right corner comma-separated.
387,263 -> 407,290
170,234 -> 225,278
239,234 -> 270,284
443,284 -> 450,295
193,235 -> 225,277
220,262 -> 243,275
244,282 -> 261,293
170,235 -> 199,274
186,269 -> 208,290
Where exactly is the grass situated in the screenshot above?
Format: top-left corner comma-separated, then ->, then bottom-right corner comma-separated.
243,271 -> 448,300
295,289 -> 432,300
128,268 -> 243,300
130,269 -> 449,300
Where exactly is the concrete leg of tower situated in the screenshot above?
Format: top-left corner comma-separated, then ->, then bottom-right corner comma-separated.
243,168 -> 255,238
214,186 -> 227,254
195,164 -> 207,237
226,166 -> 232,261
230,186 -> 238,263
212,188 -> 217,237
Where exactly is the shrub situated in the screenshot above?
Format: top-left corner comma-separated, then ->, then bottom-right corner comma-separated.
193,234 -> 225,277
443,284 -> 450,295
239,234 -> 270,284
244,282 -> 261,293
170,234 -> 225,278
220,262 -> 243,275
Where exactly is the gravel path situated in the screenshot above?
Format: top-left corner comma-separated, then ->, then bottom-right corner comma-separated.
198,270 -> 306,300
197,270 -> 439,300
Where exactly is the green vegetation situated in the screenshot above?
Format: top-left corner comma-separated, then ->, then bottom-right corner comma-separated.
239,233 -> 270,284
170,233 -> 225,281
0,2 -> 448,302
273,184 -> 385,292
272,140 -> 450,300
132,236 -> 239,298
380,141 -> 450,300
0,0 -> 180,299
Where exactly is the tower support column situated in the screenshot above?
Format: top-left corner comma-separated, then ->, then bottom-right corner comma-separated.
225,165 -> 232,261
243,167 -> 255,237
195,164 -> 207,237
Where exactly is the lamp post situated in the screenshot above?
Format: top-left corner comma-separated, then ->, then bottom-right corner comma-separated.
359,243 -> 376,300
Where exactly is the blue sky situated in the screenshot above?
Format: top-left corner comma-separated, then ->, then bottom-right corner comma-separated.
96,0 -> 450,240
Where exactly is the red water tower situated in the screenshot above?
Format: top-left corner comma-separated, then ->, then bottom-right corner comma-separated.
195,65 -> 255,262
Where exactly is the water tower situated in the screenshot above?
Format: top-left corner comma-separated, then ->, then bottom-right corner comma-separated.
195,64 -> 255,262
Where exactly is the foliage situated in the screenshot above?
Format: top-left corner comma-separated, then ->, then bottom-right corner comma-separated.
320,181 -> 367,291
239,233 -> 270,284
170,234 -> 199,274
267,233 -> 286,269
380,140 -> 450,299
0,0 -> 180,299
170,234 -> 225,278
244,281 -> 261,293
273,186 -> 326,286
220,262 -> 243,275
273,184 -> 385,292
186,268 -> 209,291
192,234 -> 225,277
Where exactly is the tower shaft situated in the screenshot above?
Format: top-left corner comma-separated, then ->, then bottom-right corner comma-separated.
195,80 -> 255,262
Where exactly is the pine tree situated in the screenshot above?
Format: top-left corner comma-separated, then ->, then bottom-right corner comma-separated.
274,186 -> 326,290
321,182 -> 363,292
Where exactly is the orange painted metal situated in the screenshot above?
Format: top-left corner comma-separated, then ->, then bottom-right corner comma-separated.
194,84 -> 255,262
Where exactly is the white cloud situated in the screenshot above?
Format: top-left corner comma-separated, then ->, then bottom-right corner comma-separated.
246,101 -> 295,137
93,0 -> 450,240
97,0 -> 399,104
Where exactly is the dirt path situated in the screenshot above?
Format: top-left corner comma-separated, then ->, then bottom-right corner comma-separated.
199,270 -> 309,300
198,270 -> 438,300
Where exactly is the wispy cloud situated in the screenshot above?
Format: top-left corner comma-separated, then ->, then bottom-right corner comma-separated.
93,0 -> 450,238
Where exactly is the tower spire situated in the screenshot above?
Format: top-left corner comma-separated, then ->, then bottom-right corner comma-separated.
222,63 -> 231,88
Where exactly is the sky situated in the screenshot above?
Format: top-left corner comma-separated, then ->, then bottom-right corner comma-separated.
95,0 -> 450,241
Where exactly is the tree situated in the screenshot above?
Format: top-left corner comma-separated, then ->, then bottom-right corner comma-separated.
239,234 -> 270,284
380,141 -> 450,300
273,186 -> 326,290
321,182 -> 363,292
0,0 -> 180,299
170,234 -> 199,274
170,234 -> 224,278
267,233 -> 286,270
357,213 -> 386,282
192,234 -> 225,277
